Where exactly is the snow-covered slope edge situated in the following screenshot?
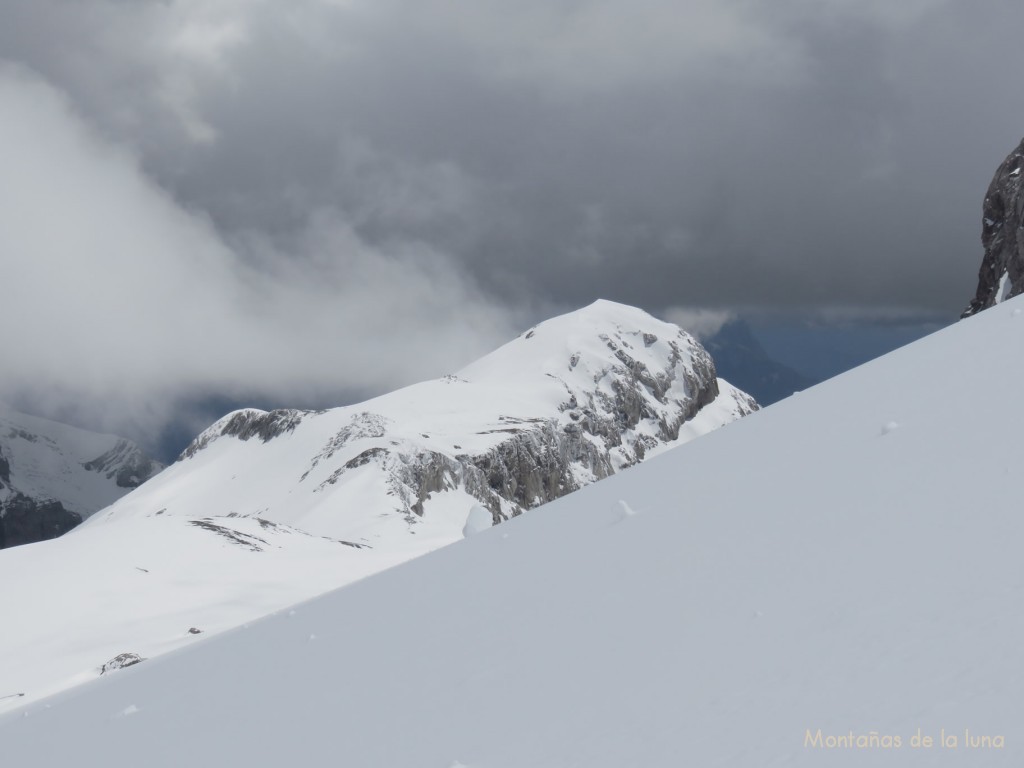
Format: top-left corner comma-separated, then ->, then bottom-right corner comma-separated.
0,405 -> 162,548
0,300 -> 754,708
3,294 -> 1022,766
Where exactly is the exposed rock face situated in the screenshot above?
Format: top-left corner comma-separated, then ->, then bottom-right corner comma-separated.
108,301 -> 757,546
0,493 -> 82,549
962,137 -> 1024,317
0,406 -> 163,548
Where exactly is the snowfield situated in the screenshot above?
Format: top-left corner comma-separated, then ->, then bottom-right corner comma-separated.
1,297 -> 1022,765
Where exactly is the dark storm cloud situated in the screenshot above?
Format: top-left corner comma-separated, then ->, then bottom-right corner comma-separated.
1,0 -> 1021,434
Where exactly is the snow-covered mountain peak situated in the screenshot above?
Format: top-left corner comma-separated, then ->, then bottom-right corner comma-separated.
178,300 -> 747,473
465,300 -> 698,386
146,301 -> 755,543
0,404 -> 162,548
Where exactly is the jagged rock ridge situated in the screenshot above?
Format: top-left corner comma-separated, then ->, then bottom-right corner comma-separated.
963,137 -> 1024,317
93,301 -> 757,544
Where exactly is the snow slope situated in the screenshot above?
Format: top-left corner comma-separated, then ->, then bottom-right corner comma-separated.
0,300 -> 753,709
2,298 -> 1022,765
0,515 -> 410,707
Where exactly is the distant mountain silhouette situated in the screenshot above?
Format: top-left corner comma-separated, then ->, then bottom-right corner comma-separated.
703,319 -> 814,406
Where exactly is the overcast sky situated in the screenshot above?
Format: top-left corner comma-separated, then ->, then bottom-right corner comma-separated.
2,0 -> 1022,442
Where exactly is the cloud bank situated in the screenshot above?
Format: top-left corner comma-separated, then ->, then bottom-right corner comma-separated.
2,0 -> 1024,440
0,66 -> 516,438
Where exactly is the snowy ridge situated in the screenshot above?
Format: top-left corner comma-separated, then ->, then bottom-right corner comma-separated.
0,300 -> 753,707
3,293 -> 1023,766
91,299 -> 755,541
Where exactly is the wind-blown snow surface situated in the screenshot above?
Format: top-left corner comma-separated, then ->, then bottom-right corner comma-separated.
0,300 -> 753,710
3,301 -> 1023,764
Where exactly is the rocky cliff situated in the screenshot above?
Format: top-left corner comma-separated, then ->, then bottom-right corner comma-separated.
0,491 -> 81,549
962,137 -> 1024,317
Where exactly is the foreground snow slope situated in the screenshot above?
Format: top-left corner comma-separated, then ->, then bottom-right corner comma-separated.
3,298 -> 1022,765
0,515 -> 410,708
0,300 -> 753,710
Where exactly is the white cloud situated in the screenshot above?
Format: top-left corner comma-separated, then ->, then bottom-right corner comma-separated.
663,307 -> 735,339
0,65 -> 516,436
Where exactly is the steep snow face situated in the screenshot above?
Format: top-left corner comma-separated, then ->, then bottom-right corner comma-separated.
90,299 -> 756,544
3,297 -> 1023,767
0,405 -> 162,548
0,300 -> 753,708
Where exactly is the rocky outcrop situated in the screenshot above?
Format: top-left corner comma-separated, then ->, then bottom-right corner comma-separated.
962,137 -> 1024,317
99,653 -> 145,675
319,425 -> 619,526
0,493 -> 82,549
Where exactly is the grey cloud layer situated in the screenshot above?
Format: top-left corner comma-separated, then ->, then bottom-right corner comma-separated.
1,0 -> 1021,432
0,66 -> 517,434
